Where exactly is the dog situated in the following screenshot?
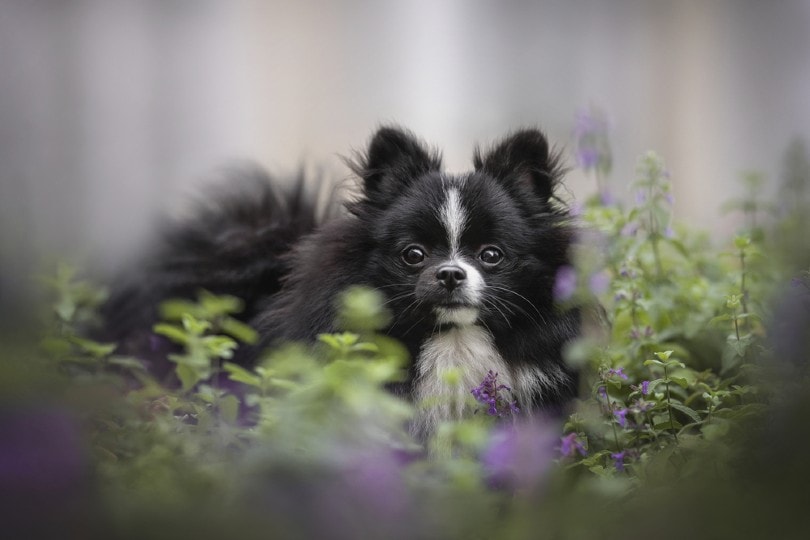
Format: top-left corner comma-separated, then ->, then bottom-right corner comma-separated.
104,126 -> 581,438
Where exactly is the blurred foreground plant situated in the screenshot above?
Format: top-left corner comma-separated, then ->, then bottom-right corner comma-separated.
3,137 -> 810,539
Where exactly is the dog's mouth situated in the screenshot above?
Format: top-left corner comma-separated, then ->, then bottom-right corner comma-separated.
436,301 -> 474,309
433,303 -> 480,326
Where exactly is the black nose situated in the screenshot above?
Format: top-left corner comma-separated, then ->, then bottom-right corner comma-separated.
436,265 -> 467,290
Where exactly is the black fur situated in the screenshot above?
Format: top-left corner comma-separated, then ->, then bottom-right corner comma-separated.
106,127 -> 580,411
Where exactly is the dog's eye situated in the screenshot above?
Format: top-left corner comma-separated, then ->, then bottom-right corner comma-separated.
479,246 -> 504,266
401,245 -> 427,265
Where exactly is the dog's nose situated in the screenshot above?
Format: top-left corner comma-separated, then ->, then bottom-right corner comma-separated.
436,265 -> 467,290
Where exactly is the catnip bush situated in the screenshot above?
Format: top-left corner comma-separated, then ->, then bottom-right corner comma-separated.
2,117 -> 809,539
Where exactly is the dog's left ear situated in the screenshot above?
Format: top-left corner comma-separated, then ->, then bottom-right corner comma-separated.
473,129 -> 560,203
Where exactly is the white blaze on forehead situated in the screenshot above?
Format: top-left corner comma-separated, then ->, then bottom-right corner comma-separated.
440,186 -> 467,254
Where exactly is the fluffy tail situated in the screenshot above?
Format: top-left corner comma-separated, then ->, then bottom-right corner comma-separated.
102,165 -> 338,362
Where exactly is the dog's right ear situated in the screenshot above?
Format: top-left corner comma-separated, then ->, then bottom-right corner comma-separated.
347,126 -> 442,206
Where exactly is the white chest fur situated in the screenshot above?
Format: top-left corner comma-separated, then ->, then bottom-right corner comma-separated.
410,325 -> 572,440
411,326 -> 511,438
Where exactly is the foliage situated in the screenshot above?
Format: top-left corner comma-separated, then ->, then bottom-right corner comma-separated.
3,131 -> 810,539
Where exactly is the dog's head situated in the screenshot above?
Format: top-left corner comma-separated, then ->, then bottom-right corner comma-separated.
348,126 -> 572,336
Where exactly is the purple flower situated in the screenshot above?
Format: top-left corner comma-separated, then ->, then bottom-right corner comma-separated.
611,450 -> 627,472
635,190 -> 647,205
576,147 -> 600,169
632,399 -> 655,414
471,371 -> 519,417
598,385 -> 608,401
641,380 -> 650,395
606,367 -> 628,380
574,109 -> 600,139
0,408 -> 87,498
573,107 -> 612,174
599,190 -> 617,206
589,271 -> 610,295
484,420 -> 559,490
613,408 -> 629,428
664,226 -> 675,238
559,432 -> 588,458
665,192 -> 675,205
620,221 -> 639,237
553,265 -> 577,301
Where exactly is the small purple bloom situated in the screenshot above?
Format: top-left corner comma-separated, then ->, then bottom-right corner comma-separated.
598,385 -> 608,401
664,226 -> 674,238
606,367 -> 628,380
589,271 -> 610,295
574,109 -> 600,139
599,190 -> 616,206
553,266 -> 577,301
613,408 -> 629,428
573,108 -> 612,171
559,432 -> 588,458
620,221 -> 639,237
632,399 -> 655,414
472,371 -> 519,418
611,450 -> 627,472
665,192 -> 675,205
485,420 -> 559,490
635,190 -> 647,205
0,408 -> 87,498
641,380 -> 650,395
577,147 -> 600,169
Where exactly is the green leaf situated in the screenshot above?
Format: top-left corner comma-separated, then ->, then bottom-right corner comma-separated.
709,314 -> 732,325
669,377 -> 690,389
107,356 -> 146,371
159,299 -> 200,321
182,314 -> 211,336
653,419 -> 683,430
69,336 -> 117,358
351,342 -> 380,354
668,402 -> 702,424
55,297 -> 77,322
219,394 -> 240,425
175,364 -> 200,392
223,362 -> 262,387
153,323 -> 189,344
317,334 -> 343,350
220,317 -> 259,345
202,335 -> 238,359
40,337 -> 72,356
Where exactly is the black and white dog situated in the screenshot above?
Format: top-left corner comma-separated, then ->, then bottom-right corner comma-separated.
105,127 -> 581,436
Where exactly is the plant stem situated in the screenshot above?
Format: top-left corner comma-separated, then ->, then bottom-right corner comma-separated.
603,382 -> 622,451
732,307 -> 741,342
664,365 -> 678,441
651,234 -> 664,281
739,250 -> 749,329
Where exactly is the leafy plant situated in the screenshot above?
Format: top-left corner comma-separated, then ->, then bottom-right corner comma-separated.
4,126 -> 810,540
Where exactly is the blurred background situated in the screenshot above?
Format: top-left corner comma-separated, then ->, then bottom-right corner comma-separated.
1,0 -> 809,292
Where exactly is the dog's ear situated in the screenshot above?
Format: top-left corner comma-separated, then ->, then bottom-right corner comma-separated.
473,129 -> 561,204
348,126 -> 442,205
